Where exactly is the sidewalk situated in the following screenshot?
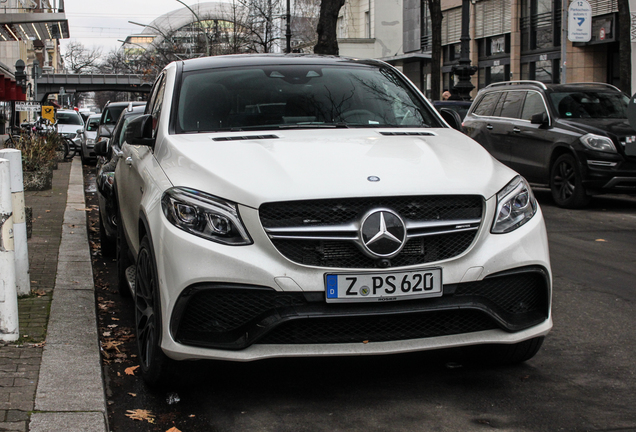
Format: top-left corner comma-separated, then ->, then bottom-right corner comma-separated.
0,158 -> 107,431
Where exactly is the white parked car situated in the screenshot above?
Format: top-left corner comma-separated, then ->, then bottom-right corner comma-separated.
55,109 -> 84,152
115,55 -> 552,385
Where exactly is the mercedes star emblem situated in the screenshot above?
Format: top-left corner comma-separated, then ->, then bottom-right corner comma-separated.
360,209 -> 407,258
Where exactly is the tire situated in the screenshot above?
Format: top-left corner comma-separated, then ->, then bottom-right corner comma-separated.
64,138 -> 77,160
57,139 -> 69,159
135,235 -> 172,386
116,212 -> 133,297
465,336 -> 545,366
550,153 -> 591,209
99,212 -> 116,258
3,136 -> 16,148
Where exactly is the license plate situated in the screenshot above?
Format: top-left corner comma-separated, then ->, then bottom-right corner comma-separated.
325,268 -> 442,303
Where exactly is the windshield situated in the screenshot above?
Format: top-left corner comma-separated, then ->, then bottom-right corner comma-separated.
551,91 -> 629,119
176,64 -> 440,133
86,118 -> 100,131
103,106 -> 125,125
57,112 -> 83,125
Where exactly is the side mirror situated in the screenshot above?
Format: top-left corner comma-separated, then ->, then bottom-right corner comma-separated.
439,108 -> 463,132
77,128 -> 84,135
531,112 -> 549,126
125,114 -> 155,147
94,139 -> 111,158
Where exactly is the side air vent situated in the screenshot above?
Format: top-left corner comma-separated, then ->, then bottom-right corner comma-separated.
379,131 -> 436,137
212,134 -> 279,141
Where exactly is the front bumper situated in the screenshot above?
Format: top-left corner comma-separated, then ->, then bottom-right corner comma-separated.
580,151 -> 636,193
149,195 -> 552,361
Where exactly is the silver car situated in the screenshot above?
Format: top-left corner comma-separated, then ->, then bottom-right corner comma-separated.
81,114 -> 101,164
55,109 -> 84,157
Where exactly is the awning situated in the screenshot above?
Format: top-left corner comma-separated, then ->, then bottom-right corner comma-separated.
0,12 -> 69,41
0,76 -> 27,102
380,52 -> 432,66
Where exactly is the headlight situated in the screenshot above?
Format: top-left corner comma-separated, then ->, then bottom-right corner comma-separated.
580,133 -> 616,153
87,138 -> 95,145
492,176 -> 538,234
161,187 -> 252,245
62,132 -> 77,139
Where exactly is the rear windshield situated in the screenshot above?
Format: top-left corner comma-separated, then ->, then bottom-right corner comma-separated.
550,91 -> 629,119
175,64 -> 440,133
86,118 -> 100,131
103,106 -> 125,125
56,112 -> 82,125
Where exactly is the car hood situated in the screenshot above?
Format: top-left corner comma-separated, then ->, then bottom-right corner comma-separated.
156,129 -> 516,208
557,118 -> 636,137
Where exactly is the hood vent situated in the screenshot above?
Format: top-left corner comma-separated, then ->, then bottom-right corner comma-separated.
212,134 -> 279,142
379,131 -> 436,137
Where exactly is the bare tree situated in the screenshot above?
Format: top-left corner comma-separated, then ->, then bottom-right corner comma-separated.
63,41 -> 102,74
314,0 -> 345,55
426,0 -> 443,100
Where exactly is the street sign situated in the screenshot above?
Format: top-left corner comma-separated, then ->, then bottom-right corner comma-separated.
41,105 -> 55,123
568,0 -> 592,42
15,101 -> 42,112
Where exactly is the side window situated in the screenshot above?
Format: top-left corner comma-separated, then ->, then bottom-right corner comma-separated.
147,75 -> 166,137
472,92 -> 500,116
496,91 -> 525,119
520,91 -> 547,121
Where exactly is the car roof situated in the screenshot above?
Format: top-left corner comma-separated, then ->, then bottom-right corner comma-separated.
87,114 -> 101,120
180,53 -> 388,73
482,80 -> 623,94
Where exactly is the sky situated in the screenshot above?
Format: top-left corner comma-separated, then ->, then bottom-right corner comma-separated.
60,0 -> 203,54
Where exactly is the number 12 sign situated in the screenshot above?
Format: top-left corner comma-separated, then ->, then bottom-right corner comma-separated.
568,0 -> 592,42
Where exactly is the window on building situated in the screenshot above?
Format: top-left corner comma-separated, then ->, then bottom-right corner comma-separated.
478,64 -> 510,88
421,1 -> 432,52
521,59 -> 559,83
365,11 -> 371,38
520,0 -> 561,51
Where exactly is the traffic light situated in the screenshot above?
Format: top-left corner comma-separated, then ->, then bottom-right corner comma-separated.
15,59 -> 27,94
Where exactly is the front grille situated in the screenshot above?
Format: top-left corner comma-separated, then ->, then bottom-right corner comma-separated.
258,310 -> 496,344
259,196 -> 483,268
272,232 -> 476,268
171,267 -> 550,349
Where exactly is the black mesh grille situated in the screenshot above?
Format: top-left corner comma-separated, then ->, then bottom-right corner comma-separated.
260,196 -> 483,228
272,232 -> 476,268
172,269 -> 549,349
454,271 -> 547,314
260,196 -> 483,268
258,310 -> 497,344
177,290 -> 307,334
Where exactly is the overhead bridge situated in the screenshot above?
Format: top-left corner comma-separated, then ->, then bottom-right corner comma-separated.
35,74 -> 153,102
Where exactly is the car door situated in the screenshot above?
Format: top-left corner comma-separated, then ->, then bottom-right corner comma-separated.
117,76 -> 166,256
507,90 -> 555,182
463,91 -> 511,163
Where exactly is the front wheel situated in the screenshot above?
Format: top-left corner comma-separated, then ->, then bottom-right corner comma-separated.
550,153 -> 590,209
135,236 -> 172,386
64,138 -> 77,160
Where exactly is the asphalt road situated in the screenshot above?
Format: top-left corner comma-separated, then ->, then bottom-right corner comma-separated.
83,166 -> 636,432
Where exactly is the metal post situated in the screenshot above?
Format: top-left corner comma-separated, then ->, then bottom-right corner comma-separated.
0,158 -> 19,342
561,0 -> 568,83
0,149 -> 29,296
286,0 -> 292,53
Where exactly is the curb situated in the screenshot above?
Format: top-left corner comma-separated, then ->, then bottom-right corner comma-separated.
29,158 -> 108,431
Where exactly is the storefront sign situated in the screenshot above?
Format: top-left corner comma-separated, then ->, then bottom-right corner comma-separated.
15,101 -> 41,112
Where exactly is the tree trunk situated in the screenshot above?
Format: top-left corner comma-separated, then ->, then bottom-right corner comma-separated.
314,0 -> 345,54
427,0 -> 443,100
618,0 -> 632,95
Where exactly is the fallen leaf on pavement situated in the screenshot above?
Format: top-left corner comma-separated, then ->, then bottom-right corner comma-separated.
128,393 -> 137,397
125,365 -> 140,375
125,409 -> 155,423
166,427 -> 182,432
595,239 -> 607,242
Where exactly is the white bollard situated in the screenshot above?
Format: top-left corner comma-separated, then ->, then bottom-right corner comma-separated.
0,149 -> 30,296
0,157 -> 19,341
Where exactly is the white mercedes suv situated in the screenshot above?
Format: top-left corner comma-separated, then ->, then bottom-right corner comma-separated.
115,54 -> 552,385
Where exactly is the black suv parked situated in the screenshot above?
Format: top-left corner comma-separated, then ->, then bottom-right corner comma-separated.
463,81 -> 636,208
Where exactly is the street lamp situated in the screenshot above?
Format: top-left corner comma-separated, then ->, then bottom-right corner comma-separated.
450,0 -> 477,100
